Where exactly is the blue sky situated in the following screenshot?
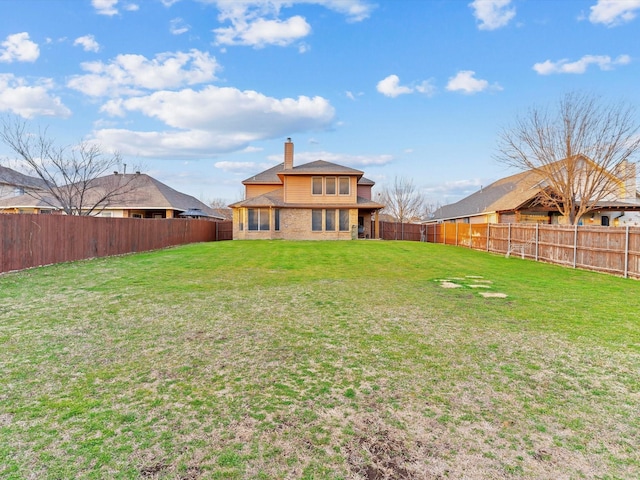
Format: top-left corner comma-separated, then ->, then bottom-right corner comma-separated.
1,0 -> 639,206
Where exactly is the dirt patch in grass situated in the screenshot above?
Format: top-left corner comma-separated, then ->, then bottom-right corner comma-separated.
437,276 -> 507,298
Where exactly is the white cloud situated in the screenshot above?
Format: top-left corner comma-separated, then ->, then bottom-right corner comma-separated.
67,49 -> 220,97
91,0 -> 138,15
214,161 -> 259,172
0,32 -> 40,63
469,0 -> 515,30
309,0 -> 374,22
170,18 -> 191,35
215,15 -> 311,47
74,35 -> 100,52
589,0 -> 640,26
92,0 -> 119,15
0,74 -> 71,119
377,75 -> 412,98
267,150 -> 393,167
376,75 -> 436,98
92,86 -> 335,157
533,54 -> 631,74
415,79 -> 437,97
424,178 -> 485,202
211,0 -> 373,48
446,70 -> 500,94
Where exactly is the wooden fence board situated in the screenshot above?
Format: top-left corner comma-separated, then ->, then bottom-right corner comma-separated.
1,215 -> 232,274
418,221 -> 640,279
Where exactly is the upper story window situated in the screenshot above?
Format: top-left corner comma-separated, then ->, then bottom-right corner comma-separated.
312,177 -> 323,195
339,177 -> 350,195
325,177 -> 336,195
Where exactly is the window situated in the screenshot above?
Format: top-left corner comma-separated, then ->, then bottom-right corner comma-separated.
325,209 -> 336,231
339,177 -> 350,195
312,209 -> 322,231
274,209 -> 280,231
339,210 -> 350,231
325,177 -> 336,195
312,177 -> 323,195
260,208 -> 270,230
248,208 -> 270,231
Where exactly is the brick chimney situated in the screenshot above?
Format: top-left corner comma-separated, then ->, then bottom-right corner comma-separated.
284,137 -> 294,170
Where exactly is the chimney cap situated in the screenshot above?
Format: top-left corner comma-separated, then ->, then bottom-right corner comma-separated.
286,137 -> 292,143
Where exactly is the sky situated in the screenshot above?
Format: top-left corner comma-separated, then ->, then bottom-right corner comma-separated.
1,0 -> 639,207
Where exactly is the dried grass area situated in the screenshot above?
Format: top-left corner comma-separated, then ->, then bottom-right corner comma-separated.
438,276 -> 508,298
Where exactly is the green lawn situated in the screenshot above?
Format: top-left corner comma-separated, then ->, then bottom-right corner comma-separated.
1,240 -> 639,479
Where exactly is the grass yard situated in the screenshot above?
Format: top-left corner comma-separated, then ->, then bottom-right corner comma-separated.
1,240 -> 639,479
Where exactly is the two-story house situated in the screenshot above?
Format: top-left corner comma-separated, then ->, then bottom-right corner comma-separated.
230,139 -> 384,240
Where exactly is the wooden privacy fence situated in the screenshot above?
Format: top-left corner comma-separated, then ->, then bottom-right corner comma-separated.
378,221 -> 423,241
422,222 -> 640,279
0,214 -> 233,274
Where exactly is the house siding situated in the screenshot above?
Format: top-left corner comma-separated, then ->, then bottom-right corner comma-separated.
284,176 -> 357,205
246,184 -> 280,198
357,184 -> 372,200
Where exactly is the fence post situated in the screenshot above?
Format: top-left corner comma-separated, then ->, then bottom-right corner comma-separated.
455,223 -> 458,246
625,225 -> 630,278
573,224 -> 578,269
486,223 -> 490,252
507,223 -> 511,255
535,223 -> 539,261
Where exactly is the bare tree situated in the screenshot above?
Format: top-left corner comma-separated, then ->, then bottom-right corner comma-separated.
379,176 -> 425,239
208,197 -> 230,209
1,117 -> 138,215
496,92 -> 640,224
421,200 -> 441,221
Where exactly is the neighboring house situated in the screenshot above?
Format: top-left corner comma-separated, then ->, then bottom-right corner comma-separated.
0,166 -> 48,200
230,138 -> 384,240
429,157 -> 640,226
0,172 -> 225,220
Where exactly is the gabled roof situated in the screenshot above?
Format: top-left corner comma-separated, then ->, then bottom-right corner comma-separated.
358,176 -> 375,186
0,173 -> 221,216
242,160 -> 365,185
0,193 -> 60,209
102,173 -> 211,211
431,156 -> 640,221
431,169 -> 543,221
0,166 -> 48,189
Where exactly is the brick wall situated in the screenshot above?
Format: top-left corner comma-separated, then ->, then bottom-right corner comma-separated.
233,208 -> 358,240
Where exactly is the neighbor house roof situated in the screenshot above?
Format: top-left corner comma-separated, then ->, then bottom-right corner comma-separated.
0,193 -> 61,210
0,172 -> 224,218
431,169 -> 544,221
431,156 -> 640,222
0,166 -> 48,189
